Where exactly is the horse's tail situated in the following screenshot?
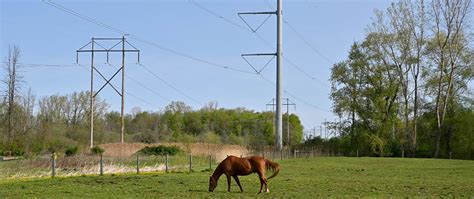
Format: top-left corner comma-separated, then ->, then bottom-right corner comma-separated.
265,159 -> 280,180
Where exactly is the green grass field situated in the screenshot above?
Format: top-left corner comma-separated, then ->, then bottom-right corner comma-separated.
1,157 -> 473,198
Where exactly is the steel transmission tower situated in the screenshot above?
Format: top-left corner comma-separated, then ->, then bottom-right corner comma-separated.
240,0 -> 284,150
77,36 -> 140,148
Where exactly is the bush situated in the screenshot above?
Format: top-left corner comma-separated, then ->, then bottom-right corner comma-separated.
3,143 -> 25,156
90,146 -> 105,155
65,146 -> 79,156
139,145 -> 182,156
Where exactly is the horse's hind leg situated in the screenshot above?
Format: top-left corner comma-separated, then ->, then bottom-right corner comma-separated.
264,179 -> 269,192
257,171 -> 267,193
233,175 -> 243,192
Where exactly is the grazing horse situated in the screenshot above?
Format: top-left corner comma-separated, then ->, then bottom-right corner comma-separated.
208,155 -> 280,193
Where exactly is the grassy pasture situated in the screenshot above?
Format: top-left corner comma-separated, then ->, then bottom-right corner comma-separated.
0,157 -> 473,198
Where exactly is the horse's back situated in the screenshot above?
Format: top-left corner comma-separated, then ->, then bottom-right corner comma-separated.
220,156 -> 253,175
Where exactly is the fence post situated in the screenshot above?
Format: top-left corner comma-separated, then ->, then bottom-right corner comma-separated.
449,151 -> 452,159
100,153 -> 103,176
357,149 -> 359,157
402,149 -> 404,158
165,154 -> 169,173
189,154 -> 192,172
136,153 -> 140,174
51,152 -> 56,178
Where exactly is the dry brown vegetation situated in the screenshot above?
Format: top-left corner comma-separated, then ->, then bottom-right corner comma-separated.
100,142 -> 250,161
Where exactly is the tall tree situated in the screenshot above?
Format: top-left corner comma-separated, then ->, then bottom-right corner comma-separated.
2,45 -> 22,143
428,0 -> 472,157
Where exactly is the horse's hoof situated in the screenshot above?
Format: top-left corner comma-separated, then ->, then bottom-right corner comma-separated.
266,188 -> 270,193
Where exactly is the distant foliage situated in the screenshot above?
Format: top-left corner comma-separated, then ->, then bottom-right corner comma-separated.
90,146 -> 104,155
138,145 -> 182,156
65,146 -> 79,156
132,131 -> 156,144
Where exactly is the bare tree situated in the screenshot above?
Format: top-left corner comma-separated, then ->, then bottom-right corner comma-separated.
2,45 -> 22,143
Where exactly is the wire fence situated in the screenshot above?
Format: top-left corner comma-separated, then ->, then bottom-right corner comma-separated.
0,147 -> 341,179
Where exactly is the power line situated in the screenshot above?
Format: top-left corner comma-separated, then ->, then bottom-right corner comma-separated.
283,57 -> 330,88
257,73 -> 331,113
76,64 -> 162,110
189,0 -> 329,88
138,63 -> 203,107
42,0 -> 126,35
1,62 -> 79,68
125,91 -> 162,110
105,63 -> 172,103
263,0 -> 333,63
189,0 -> 249,32
42,0 -> 255,75
43,0 -> 331,115
43,0 -> 209,107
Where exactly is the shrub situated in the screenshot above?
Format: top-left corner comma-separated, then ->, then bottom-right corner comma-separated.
3,143 -> 25,156
65,146 -> 79,156
139,145 -> 182,156
90,146 -> 105,155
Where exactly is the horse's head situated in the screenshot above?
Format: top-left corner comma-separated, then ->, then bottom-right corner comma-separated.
209,176 -> 217,192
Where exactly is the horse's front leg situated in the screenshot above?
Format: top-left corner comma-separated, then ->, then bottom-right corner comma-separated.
226,174 -> 231,192
233,175 -> 243,192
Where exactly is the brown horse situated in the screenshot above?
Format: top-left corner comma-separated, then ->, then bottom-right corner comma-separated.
208,155 -> 280,193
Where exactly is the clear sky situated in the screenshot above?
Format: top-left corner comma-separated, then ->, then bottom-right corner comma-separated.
1,0 -> 395,137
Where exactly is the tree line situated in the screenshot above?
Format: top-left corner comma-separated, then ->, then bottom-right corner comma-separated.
319,0 -> 473,159
0,51 -> 304,156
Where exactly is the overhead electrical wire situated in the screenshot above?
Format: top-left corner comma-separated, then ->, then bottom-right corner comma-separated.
42,0 -> 254,75
263,0 -> 333,63
190,0 -> 332,111
75,64 -> 162,109
257,73 -> 330,113
105,63 -> 172,103
189,0 -> 330,88
42,0 -> 331,114
1,62 -> 79,68
137,63 -> 203,106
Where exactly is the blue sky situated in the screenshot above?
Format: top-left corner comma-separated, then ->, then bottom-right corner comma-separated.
1,0 -> 394,136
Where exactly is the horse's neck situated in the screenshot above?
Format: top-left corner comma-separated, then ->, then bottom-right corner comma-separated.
211,164 -> 224,180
